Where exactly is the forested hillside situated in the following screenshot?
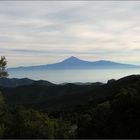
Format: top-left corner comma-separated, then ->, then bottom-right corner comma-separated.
0,75 -> 140,138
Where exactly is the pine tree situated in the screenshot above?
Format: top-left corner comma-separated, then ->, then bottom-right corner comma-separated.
0,56 -> 8,78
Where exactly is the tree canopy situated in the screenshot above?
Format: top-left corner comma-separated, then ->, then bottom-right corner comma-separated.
0,56 -> 8,78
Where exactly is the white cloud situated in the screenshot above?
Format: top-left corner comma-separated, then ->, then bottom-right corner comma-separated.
0,1 -> 140,67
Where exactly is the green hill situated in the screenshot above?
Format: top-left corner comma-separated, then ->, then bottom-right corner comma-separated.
1,75 -> 140,111
0,75 -> 140,138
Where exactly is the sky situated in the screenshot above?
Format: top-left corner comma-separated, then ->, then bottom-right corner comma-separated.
1,1 -> 140,67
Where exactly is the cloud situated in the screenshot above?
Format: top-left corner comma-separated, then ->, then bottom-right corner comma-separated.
0,1 -> 140,67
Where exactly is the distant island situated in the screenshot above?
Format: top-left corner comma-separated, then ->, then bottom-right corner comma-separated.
8,56 -> 139,71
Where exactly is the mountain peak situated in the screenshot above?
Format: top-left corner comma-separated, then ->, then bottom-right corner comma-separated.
62,56 -> 81,63
68,56 -> 79,60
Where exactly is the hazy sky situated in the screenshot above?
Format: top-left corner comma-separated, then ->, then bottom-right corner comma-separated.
1,1 -> 140,67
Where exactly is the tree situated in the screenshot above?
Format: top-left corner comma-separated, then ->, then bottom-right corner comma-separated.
0,56 -> 8,78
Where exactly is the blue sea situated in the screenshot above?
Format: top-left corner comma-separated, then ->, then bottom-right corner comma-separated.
8,68 -> 140,84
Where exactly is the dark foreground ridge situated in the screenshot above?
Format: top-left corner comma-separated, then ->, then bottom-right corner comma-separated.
0,74 -> 140,138
0,77 -> 55,87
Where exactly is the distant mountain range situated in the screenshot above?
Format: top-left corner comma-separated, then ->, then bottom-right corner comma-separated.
8,56 -> 139,71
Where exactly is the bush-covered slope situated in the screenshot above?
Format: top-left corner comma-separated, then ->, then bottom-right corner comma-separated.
1,75 -> 140,138
1,75 -> 140,111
